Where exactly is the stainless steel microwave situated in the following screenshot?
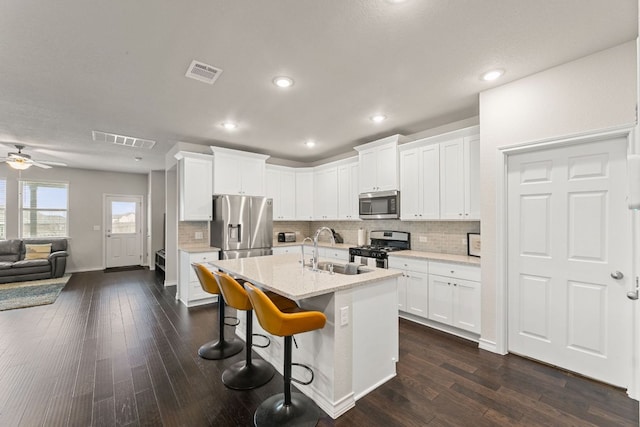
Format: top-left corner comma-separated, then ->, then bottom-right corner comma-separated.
359,190 -> 400,219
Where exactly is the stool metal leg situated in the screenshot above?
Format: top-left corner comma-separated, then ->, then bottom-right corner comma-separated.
254,336 -> 324,427
222,310 -> 274,390
198,299 -> 243,360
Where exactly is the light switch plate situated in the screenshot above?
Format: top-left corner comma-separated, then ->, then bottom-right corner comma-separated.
340,306 -> 349,326
93,225 -> 100,231
418,235 -> 427,243
195,231 -> 204,240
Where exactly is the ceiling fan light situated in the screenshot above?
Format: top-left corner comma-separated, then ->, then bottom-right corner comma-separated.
7,159 -> 31,170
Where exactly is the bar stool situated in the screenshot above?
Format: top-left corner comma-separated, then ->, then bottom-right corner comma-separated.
192,263 -> 243,360
245,282 -> 327,427
212,271 -> 275,390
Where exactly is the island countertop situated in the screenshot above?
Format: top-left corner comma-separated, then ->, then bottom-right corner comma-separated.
206,253 -> 401,300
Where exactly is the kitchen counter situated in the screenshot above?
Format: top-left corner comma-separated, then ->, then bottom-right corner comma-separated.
205,253 -> 400,419
272,240 -> 353,250
178,245 -> 221,253
207,253 -> 400,299
388,250 -> 481,266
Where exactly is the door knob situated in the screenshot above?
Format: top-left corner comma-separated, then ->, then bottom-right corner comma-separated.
611,271 -> 624,280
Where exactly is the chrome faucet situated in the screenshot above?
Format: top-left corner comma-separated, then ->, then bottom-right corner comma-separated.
300,237 -> 313,267
312,227 -> 336,271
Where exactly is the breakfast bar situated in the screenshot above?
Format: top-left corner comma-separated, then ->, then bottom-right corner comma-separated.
206,253 -> 402,419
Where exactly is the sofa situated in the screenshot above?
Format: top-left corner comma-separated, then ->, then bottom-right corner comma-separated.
0,238 -> 69,284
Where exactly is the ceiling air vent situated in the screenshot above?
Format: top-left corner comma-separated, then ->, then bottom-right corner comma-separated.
92,131 -> 156,149
185,60 -> 223,85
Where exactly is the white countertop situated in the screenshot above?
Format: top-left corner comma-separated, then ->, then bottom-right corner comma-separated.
206,253 -> 401,300
179,245 -> 221,253
388,250 -> 481,266
273,241 -> 353,250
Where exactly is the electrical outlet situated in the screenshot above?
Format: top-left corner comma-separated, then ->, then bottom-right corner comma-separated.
340,306 -> 349,326
462,238 -> 467,245
418,235 -> 427,243
195,231 -> 204,240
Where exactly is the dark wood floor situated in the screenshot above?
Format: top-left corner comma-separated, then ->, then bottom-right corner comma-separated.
0,269 -> 636,426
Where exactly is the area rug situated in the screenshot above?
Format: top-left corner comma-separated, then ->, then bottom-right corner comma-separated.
0,275 -> 71,311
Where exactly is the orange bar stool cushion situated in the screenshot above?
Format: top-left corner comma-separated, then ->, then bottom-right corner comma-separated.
245,283 -> 327,337
212,271 -> 253,311
193,263 -> 221,295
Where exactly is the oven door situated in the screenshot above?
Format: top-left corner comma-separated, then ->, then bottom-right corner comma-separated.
358,190 -> 399,219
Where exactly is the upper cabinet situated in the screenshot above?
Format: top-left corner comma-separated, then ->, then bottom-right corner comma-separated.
355,135 -> 400,193
295,168 -> 314,220
210,146 -> 269,196
399,126 -> 480,221
439,135 -> 480,220
399,142 -> 440,220
337,161 -> 359,220
175,151 -> 213,221
266,165 -> 296,221
313,166 -> 338,220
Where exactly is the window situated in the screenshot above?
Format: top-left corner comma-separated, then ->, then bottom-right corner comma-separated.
19,180 -> 69,238
0,179 -> 5,239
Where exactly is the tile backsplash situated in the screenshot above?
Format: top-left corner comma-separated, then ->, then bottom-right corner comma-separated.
182,219 -> 479,256
274,220 -> 480,256
178,221 -> 209,246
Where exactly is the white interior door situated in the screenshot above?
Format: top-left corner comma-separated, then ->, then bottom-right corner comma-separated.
105,195 -> 143,268
507,137 -> 632,387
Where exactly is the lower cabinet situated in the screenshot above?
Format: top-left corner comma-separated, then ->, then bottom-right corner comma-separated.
272,245 -> 301,255
428,261 -> 481,334
388,257 -> 429,318
178,250 -> 220,307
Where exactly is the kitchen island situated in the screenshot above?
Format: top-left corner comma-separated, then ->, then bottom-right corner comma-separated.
206,253 -> 402,419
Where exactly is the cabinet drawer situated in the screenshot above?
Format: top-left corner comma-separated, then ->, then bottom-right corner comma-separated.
388,257 -> 428,274
429,261 -> 480,282
190,252 -> 218,264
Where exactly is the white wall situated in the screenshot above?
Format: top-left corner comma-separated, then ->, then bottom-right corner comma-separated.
1,164 -> 148,272
478,40 -> 637,348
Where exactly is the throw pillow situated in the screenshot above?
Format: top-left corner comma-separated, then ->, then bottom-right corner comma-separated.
24,243 -> 52,260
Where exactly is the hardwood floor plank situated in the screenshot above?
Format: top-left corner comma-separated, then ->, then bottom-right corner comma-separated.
0,269 -> 636,426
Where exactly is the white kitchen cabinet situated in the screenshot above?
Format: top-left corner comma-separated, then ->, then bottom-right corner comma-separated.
211,146 -> 269,196
399,142 -> 440,220
272,245 -> 301,255
318,246 -> 349,262
388,257 -> 429,318
313,167 -> 338,220
266,165 -> 296,220
175,152 -> 213,221
178,250 -> 220,307
428,261 -> 481,334
295,169 -> 314,220
355,135 -> 400,193
337,161 -> 359,220
439,136 -> 480,220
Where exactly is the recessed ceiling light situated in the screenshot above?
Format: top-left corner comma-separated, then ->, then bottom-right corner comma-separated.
273,76 -> 294,88
370,114 -> 387,123
134,156 -> 142,162
386,0 -> 407,3
221,121 -> 238,130
305,140 -> 316,148
481,69 -> 504,81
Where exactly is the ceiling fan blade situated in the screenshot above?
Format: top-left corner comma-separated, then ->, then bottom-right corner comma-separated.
37,160 -> 67,167
31,161 -> 53,169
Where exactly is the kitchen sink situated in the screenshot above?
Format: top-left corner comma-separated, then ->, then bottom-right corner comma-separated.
312,261 -> 373,275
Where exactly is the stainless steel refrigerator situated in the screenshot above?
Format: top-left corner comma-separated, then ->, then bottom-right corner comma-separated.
210,195 -> 273,259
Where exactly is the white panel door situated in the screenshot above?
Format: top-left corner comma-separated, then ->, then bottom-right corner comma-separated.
439,138 -> 465,219
105,195 -> 143,268
507,137 -> 631,387
428,274 -> 453,324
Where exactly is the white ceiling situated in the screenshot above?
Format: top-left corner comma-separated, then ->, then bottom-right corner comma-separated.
0,1 -> 636,174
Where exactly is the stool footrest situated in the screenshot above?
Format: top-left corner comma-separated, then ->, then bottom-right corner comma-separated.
224,316 -> 240,327
252,333 -> 271,348
290,363 -> 314,386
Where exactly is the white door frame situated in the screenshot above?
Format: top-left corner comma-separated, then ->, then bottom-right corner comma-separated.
102,193 -> 144,269
494,124 -> 639,399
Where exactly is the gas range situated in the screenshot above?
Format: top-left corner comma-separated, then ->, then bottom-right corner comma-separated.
349,231 -> 410,268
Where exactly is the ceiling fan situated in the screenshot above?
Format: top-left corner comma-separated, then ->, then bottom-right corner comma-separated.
1,144 -> 67,170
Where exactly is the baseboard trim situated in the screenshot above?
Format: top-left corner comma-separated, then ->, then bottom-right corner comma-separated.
478,337 -> 504,354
